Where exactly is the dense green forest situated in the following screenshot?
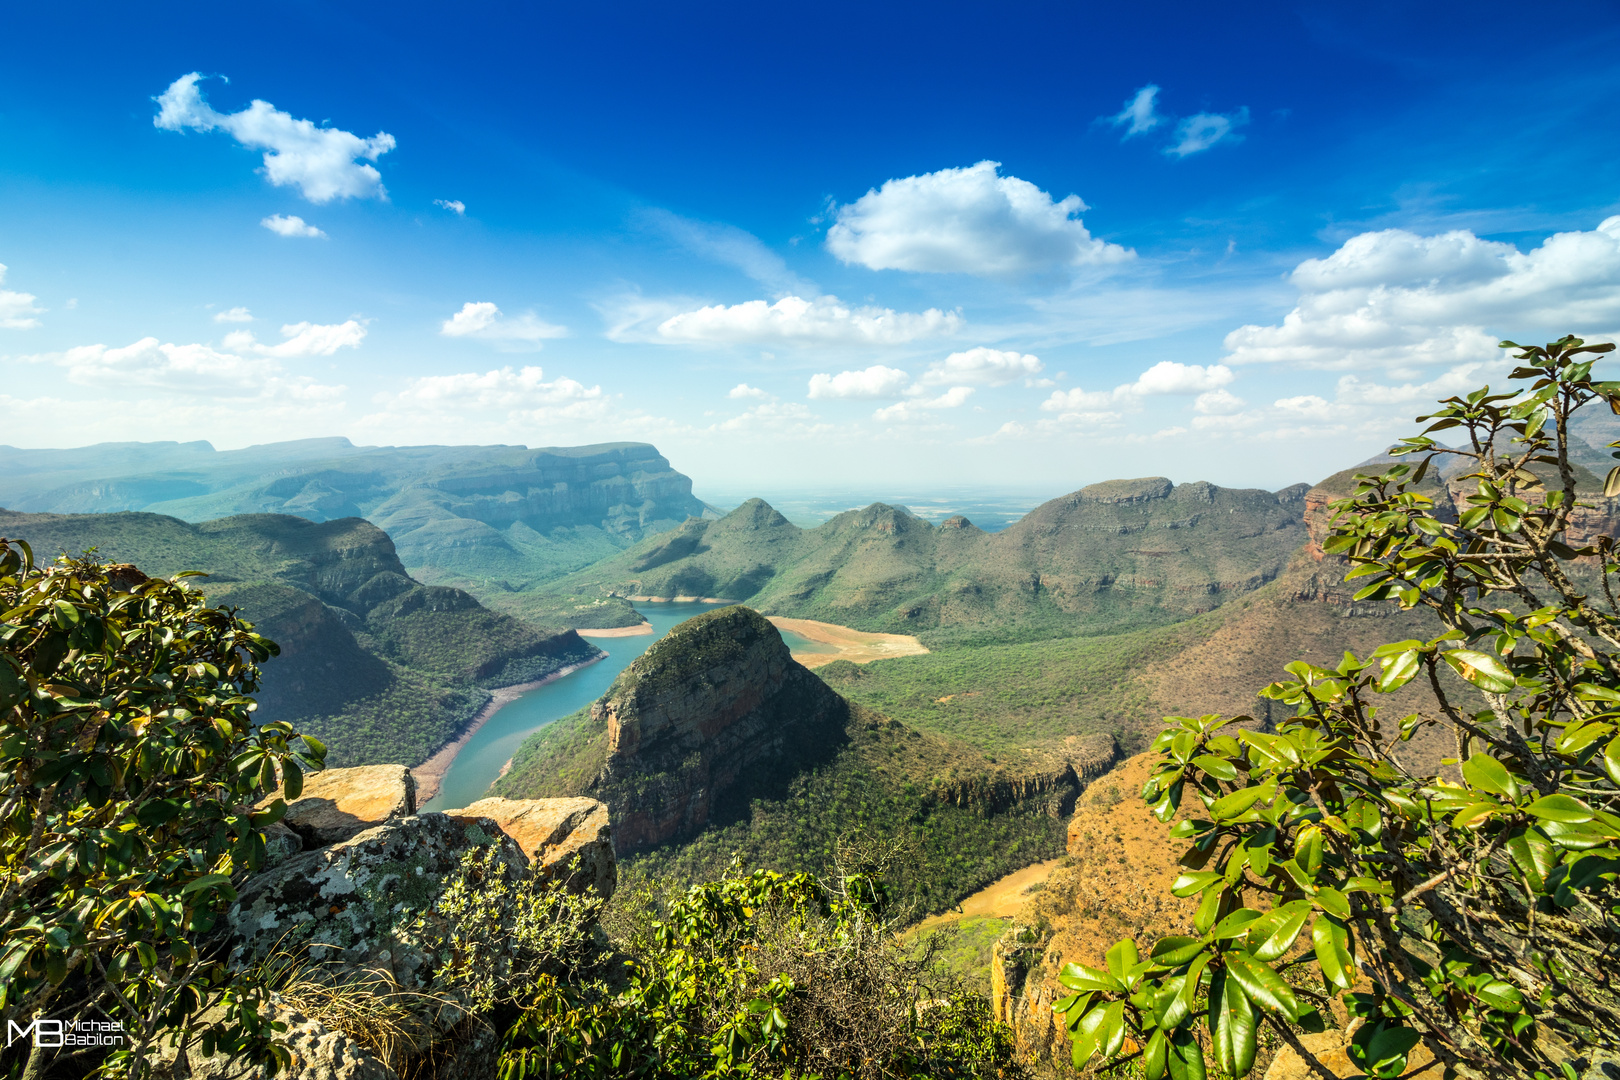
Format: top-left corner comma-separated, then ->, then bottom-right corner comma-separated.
498,703 -> 1071,916
0,509 -> 599,765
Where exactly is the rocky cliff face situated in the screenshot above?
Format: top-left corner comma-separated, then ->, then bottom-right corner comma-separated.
590,605 -> 848,851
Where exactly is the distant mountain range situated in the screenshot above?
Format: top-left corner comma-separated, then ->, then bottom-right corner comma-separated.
529,478 -> 1313,645
0,438 -> 715,626
0,508 -> 599,767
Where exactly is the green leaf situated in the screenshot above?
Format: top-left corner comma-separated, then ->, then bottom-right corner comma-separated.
1250,901 -> 1311,961
1225,951 -> 1301,1020
1150,936 -> 1206,967
1377,650 -> 1422,692
1475,979 -> 1523,1013
1166,1028 -> 1207,1080
1106,938 -> 1140,981
1314,887 -> 1350,919
1461,752 -> 1516,798
1101,1000 -> 1127,1059
1210,786 -> 1268,821
1526,794 -> 1594,823
1212,908 -> 1265,940
1350,1022 -> 1421,1080
1058,962 -> 1122,994
282,759 -> 303,802
1312,915 -> 1355,990
1605,465 -> 1620,497
1211,969 -> 1257,1078
1452,801 -> 1502,829
1144,1028 -> 1169,1080
1191,754 -> 1237,782
1172,872 -> 1223,898
1443,649 -> 1517,693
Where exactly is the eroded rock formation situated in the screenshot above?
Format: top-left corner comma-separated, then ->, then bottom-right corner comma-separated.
589,604 -> 848,851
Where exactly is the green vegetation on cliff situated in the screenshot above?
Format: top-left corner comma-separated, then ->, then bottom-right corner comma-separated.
0,509 -> 599,766
495,606 -> 1089,916
525,478 -> 1310,644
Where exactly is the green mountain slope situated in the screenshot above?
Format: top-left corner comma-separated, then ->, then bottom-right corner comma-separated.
0,439 -> 715,620
494,606 -> 1105,914
0,509 -> 601,766
530,477 -> 1310,644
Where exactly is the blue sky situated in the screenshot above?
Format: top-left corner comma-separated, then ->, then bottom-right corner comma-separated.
4,1 -> 1620,495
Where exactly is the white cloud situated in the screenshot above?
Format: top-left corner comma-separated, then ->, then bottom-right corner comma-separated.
656,294 -> 961,346
1194,388 -> 1247,415
1223,215 -> 1620,373
1133,360 -> 1234,394
729,383 -> 770,400
222,320 -> 366,358
873,386 -> 973,422
716,400 -> 831,435
261,214 -> 325,238
825,161 -> 1133,276
26,336 -> 345,403
154,73 -> 395,203
1274,394 -> 1334,420
1038,360 -> 1236,423
434,199 -> 466,215
374,365 -> 602,418
1108,85 -> 1164,138
440,301 -> 568,349
918,347 -> 1043,387
1166,109 -> 1249,157
213,306 -> 253,323
0,264 -> 43,329
807,365 -> 911,400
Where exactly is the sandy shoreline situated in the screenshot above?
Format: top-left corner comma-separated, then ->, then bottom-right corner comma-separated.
576,623 -> 653,637
910,857 -> 1064,934
767,616 -> 929,668
625,594 -> 729,604
411,654 -> 605,805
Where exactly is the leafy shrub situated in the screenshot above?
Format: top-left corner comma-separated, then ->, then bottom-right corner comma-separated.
490,852 -> 1024,1079
0,543 -> 322,1079
1054,337 -> 1620,1080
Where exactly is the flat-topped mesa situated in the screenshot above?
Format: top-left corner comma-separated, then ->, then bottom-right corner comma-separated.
589,605 -> 848,851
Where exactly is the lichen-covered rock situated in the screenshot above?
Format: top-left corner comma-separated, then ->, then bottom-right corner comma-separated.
442,796 -> 616,899
155,1002 -> 397,1080
263,820 -> 305,865
274,765 -> 418,849
225,812 -> 526,987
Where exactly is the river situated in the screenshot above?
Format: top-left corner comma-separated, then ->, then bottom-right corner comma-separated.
419,600 -> 721,812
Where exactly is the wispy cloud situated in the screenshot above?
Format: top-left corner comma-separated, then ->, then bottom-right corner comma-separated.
1166,108 -> 1250,157
434,198 -> 466,215
1107,85 -> 1164,138
222,320 -> 367,357
0,264 -> 44,329
654,294 -> 962,346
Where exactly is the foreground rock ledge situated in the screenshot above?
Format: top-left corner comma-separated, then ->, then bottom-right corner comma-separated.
272,764 -> 418,849
442,795 -> 616,899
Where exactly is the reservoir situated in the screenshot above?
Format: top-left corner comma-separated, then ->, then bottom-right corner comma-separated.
420,600 -> 720,812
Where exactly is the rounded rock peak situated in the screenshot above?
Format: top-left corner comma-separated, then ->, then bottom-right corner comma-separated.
1078,476 -> 1174,504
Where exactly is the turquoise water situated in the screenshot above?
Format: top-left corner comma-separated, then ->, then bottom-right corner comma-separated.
419,601 -> 721,812
775,627 -> 838,655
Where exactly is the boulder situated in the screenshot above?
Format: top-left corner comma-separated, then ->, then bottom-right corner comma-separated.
1261,1025 -> 1443,1080
273,765 -> 418,849
225,812 -> 526,988
154,1002 -> 397,1080
443,796 -> 616,899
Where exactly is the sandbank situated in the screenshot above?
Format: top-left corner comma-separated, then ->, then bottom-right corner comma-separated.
411,654 -> 605,805
626,594 -> 730,604
766,616 -> 929,668
576,623 -> 654,637
910,857 -> 1064,934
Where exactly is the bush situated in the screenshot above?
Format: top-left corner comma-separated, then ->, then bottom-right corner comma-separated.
0,543 -> 322,1079
1054,337 -> 1620,1080
492,847 -> 1025,1079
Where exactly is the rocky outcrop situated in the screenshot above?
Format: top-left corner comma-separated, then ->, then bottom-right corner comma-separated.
932,733 -> 1118,817
275,765 -> 418,849
589,605 -> 848,851
441,796 -> 615,898
225,812 -> 529,984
